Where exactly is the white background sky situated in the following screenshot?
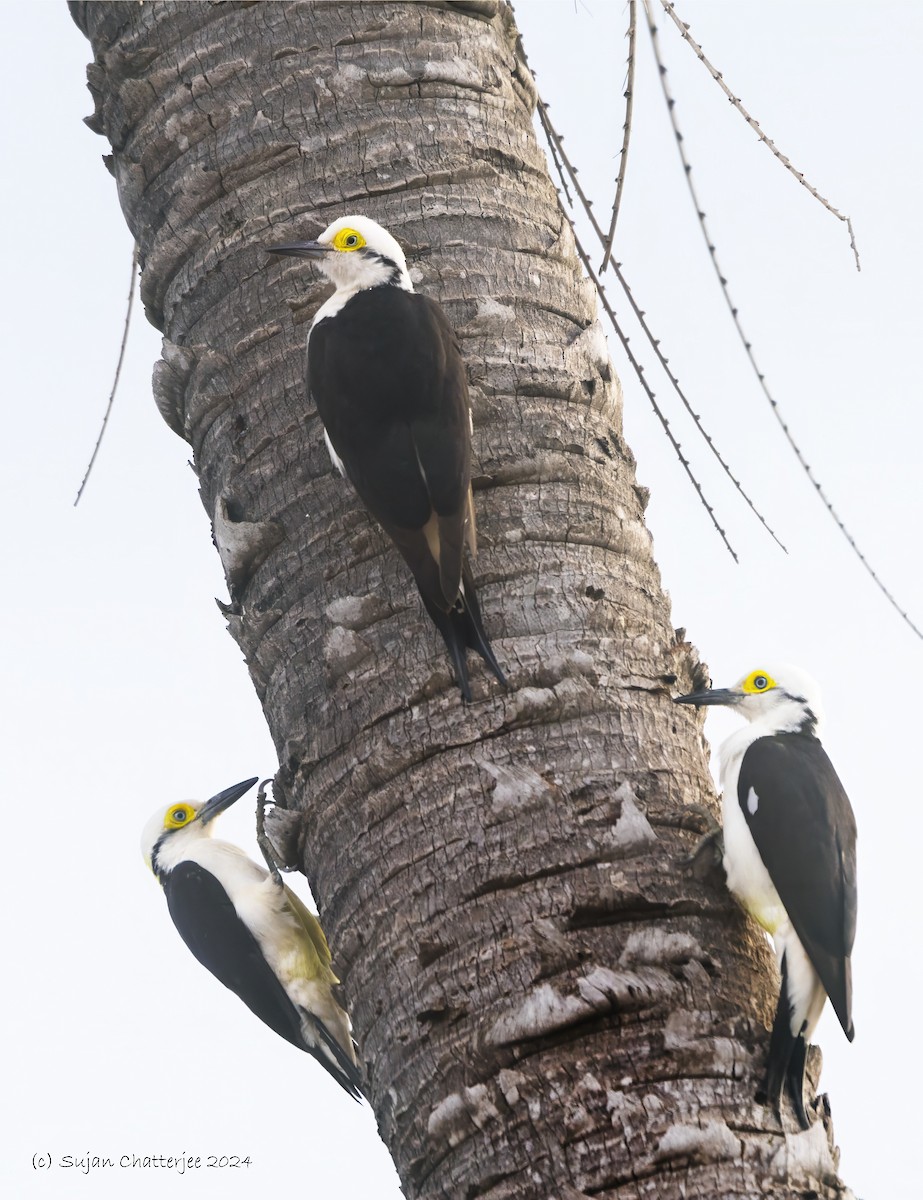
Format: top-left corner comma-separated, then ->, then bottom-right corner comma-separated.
4,2 -> 921,1197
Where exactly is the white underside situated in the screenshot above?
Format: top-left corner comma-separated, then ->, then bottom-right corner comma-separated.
304,318 -> 348,478
161,833 -> 355,1066
719,724 -> 826,1039
323,427 -> 346,476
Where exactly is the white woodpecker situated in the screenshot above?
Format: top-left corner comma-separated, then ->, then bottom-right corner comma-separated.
267,215 -> 506,701
141,777 -> 361,1099
675,665 -> 857,1128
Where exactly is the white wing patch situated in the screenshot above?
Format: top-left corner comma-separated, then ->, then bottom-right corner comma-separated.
747,786 -> 759,815
323,428 -> 346,477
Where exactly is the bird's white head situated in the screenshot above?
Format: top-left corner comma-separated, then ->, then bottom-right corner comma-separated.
674,663 -> 823,735
267,215 -> 413,293
140,777 -> 258,876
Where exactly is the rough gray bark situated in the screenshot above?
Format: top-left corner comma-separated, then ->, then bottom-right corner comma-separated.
71,2 -> 855,1196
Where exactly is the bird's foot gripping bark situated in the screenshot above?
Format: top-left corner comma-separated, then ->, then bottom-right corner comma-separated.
677,803 -> 726,881
256,778 -> 284,886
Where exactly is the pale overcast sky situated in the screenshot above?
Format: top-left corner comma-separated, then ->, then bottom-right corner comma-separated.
4,3 -> 921,1197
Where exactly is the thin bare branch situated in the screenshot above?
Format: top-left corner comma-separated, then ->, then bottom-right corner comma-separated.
600,0 -> 637,271
610,258 -> 786,552
658,0 -> 860,271
538,105 -> 574,208
537,96 -> 785,556
572,213 -> 738,562
644,1 -> 922,640
537,100 -> 737,560
74,243 -> 139,507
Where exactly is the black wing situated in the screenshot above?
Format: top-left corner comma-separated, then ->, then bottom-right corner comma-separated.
308,289 -> 471,608
162,861 -> 306,1050
738,733 -> 857,1038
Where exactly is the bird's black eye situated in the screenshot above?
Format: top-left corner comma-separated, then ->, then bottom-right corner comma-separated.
345,235 -> 358,247
172,809 -> 187,822
753,675 -> 768,690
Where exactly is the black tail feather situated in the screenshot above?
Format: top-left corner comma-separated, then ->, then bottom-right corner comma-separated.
756,990 -> 794,1117
756,952 -> 811,1129
785,1034 -> 810,1130
302,1012 -> 363,1102
459,561 -> 507,687
425,599 -> 474,700
421,561 -> 506,700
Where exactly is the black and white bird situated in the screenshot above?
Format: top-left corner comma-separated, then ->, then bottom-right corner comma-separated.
267,215 -> 506,701
141,777 -> 362,1099
675,665 -> 857,1128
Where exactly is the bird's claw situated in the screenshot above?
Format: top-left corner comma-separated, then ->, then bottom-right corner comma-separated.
677,804 -> 725,880
256,778 -> 284,886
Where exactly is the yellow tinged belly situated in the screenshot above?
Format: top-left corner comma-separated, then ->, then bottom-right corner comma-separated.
743,897 -> 785,935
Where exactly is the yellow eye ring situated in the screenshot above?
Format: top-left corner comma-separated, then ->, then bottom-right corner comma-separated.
742,670 -> 777,694
332,227 -> 366,252
165,804 -> 195,830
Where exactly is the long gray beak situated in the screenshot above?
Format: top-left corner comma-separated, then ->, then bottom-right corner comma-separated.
673,688 -> 738,707
266,240 -> 331,259
197,777 -> 259,825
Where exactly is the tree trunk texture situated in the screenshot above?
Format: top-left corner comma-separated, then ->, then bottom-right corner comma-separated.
71,2 -> 854,1197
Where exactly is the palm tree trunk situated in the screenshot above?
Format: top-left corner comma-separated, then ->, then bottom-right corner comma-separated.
71,2 -> 853,1195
